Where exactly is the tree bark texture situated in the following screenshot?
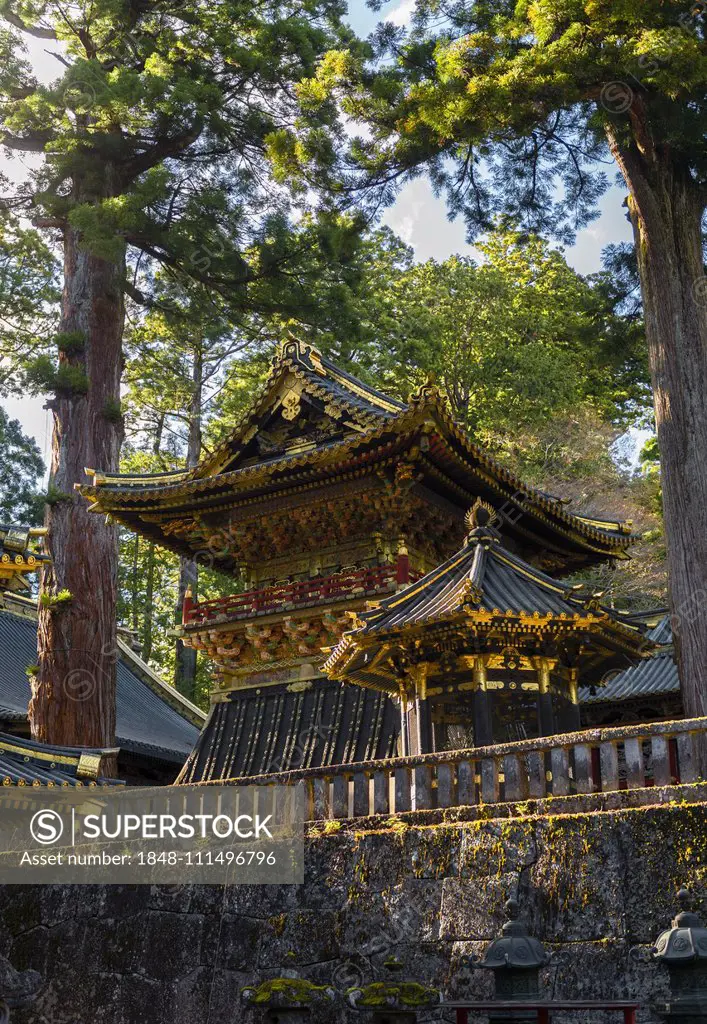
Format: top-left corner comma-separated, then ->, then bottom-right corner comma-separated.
30,223 -> 125,754
609,127 -> 707,721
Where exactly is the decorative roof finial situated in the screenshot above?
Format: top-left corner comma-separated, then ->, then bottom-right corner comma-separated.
465,498 -> 500,534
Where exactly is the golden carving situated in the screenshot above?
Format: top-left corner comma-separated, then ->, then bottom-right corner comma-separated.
281,389 -> 302,421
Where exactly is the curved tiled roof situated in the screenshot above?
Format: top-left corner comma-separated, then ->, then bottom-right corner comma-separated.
0,595 -> 202,764
0,732 -> 120,786
76,339 -> 636,571
324,519 -> 654,692
177,678 -> 399,783
580,616 -> 679,704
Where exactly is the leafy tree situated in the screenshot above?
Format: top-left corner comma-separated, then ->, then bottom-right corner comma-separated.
123,279 -> 253,700
306,0 -> 707,719
348,232 -> 650,438
0,208 -> 59,391
0,406 -> 45,524
0,0 -> 365,750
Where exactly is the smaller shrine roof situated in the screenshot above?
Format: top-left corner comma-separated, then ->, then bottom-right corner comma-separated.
580,615 -> 679,704
0,524 -> 50,591
324,504 -> 656,690
0,732 -> 121,786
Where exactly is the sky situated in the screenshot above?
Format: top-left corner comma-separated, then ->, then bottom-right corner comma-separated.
1,0 -> 635,467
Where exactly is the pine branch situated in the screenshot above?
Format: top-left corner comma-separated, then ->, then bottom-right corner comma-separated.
0,3 -> 57,38
1,132 -> 52,152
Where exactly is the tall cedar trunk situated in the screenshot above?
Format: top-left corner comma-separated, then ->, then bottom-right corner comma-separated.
30,224 -> 124,757
174,347 -> 202,699
608,129 -> 707,721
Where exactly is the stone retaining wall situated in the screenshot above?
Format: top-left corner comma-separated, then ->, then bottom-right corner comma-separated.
1,793 -> 706,1024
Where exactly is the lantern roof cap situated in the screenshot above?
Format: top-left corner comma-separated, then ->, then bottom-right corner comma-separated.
653,889 -> 707,963
479,898 -> 551,972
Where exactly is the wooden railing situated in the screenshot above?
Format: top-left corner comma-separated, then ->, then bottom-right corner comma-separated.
184,565 -> 421,626
222,717 -> 707,820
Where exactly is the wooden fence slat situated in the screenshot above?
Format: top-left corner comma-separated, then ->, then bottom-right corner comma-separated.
373,771 -> 390,815
437,763 -> 454,808
550,747 -> 570,796
394,767 -> 411,813
353,771 -> 369,818
312,777 -> 329,820
600,742 -> 620,793
412,764 -> 433,810
481,758 -> 500,803
676,732 -> 698,784
652,735 -> 672,786
623,737 -> 645,790
331,775 -> 349,819
527,751 -> 547,799
457,760 -> 476,806
573,744 -> 595,794
503,754 -> 528,802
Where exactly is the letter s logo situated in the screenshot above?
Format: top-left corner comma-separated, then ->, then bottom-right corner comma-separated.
30,809 -> 64,845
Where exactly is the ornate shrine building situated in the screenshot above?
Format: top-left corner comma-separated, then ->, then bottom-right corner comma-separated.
78,338 -> 677,783
0,525 -> 49,592
323,502 -> 657,755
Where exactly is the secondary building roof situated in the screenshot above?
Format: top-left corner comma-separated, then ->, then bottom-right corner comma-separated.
0,732 -> 120,786
0,592 -> 204,766
177,677 -> 399,784
580,616 -> 679,705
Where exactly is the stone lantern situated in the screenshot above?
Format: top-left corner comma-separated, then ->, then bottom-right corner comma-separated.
652,888 -> 707,1023
477,898 -> 551,1023
347,957 -> 441,1023
241,972 -> 335,1023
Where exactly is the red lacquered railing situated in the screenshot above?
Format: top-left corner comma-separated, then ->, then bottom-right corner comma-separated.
183,564 -> 421,626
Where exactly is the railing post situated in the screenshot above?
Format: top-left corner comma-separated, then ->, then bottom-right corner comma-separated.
573,743 -> 595,794
600,741 -> 620,793
457,760 -> 476,805
437,763 -> 454,808
353,771 -> 369,818
373,770 -> 390,815
412,764 -> 433,810
651,735 -> 672,786
311,777 -> 329,820
550,746 -> 570,796
527,750 -> 547,798
331,774 -> 348,819
624,736 -> 645,790
480,757 -> 500,803
676,731 -> 698,783
395,767 -> 411,813
503,754 -> 528,802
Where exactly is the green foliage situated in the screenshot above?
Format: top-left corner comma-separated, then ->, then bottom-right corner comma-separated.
0,212 -> 60,394
309,0 -> 705,241
0,0 -> 369,349
44,484 -> 71,506
55,331 -> 86,356
337,231 -> 650,438
24,356 -> 89,397
102,398 -> 123,424
39,588 -> 72,610
0,405 -> 44,524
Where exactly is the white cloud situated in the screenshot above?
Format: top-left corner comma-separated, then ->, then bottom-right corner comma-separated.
385,0 -> 416,27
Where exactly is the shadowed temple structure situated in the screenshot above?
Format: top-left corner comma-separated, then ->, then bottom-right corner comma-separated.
78,338 -> 680,782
